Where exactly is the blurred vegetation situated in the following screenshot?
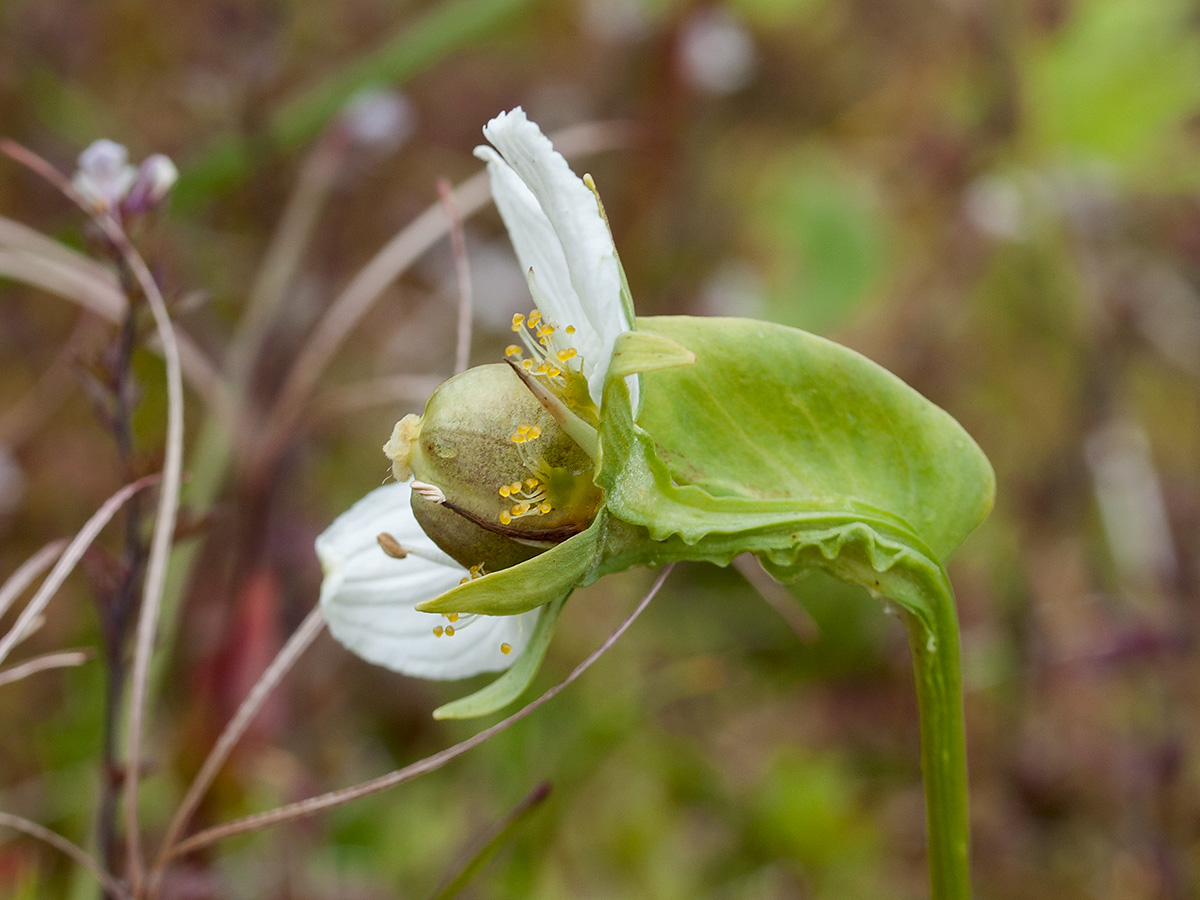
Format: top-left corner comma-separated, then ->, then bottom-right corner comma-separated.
2,0 -> 1199,897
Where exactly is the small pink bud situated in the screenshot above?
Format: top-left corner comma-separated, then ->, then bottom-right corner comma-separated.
122,153 -> 179,215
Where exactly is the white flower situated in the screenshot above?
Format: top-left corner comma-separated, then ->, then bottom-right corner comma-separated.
474,107 -> 635,410
342,89 -> 416,152
72,139 -> 138,211
317,481 -> 539,679
318,109 -> 630,681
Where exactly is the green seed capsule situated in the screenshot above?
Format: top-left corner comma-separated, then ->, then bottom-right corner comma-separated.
385,363 -> 602,569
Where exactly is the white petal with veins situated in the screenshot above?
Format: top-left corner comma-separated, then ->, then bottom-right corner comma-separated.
475,107 -> 635,409
317,481 -> 538,679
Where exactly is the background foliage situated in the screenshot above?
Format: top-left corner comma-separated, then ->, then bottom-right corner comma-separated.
1,0 -> 1198,897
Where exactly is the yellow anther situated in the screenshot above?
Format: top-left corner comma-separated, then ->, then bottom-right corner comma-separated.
505,344 -> 522,357
528,426 -> 541,439
501,642 -> 512,655
499,511 -> 512,525
447,613 -> 459,623
433,626 -> 444,637
527,309 -> 541,326
547,367 -> 561,378
521,359 -> 533,370
445,625 -> 455,637
511,313 -> 525,331
539,502 -> 552,514
511,431 -> 526,444
458,577 -> 468,585
518,424 -> 531,434
511,481 -> 522,493
526,477 -> 539,488
537,362 -> 549,373
565,325 -> 576,334
499,485 -> 511,498
515,502 -> 530,515
557,349 -> 571,361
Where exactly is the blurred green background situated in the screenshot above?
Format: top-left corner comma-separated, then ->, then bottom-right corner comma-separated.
2,0 -> 1200,897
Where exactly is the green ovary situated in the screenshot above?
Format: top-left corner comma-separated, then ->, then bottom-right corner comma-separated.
387,363 -> 602,570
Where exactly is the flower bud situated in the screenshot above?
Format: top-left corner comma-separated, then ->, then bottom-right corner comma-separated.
386,363 -> 602,569
122,153 -> 178,216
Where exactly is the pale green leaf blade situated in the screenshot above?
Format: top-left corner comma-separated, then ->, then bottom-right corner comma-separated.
433,596 -> 566,720
618,316 -> 993,562
416,517 -> 603,615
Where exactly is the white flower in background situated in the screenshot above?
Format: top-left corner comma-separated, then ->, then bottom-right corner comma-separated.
318,108 -> 632,679
677,6 -> 757,95
317,481 -> 539,679
72,139 -> 138,211
342,89 -> 416,153
72,140 -> 178,215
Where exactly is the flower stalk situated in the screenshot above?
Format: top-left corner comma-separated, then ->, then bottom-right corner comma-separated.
906,600 -> 972,900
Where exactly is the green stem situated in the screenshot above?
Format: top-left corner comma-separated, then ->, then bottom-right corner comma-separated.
897,577 -> 971,900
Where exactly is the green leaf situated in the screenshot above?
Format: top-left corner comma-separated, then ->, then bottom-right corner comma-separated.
1025,0 -> 1200,181
416,516 -> 604,616
433,596 -> 566,720
602,316 -> 993,565
173,0 -> 536,209
593,315 -> 985,897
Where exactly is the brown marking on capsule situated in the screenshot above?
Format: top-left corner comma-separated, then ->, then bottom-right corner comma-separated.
438,495 -> 587,544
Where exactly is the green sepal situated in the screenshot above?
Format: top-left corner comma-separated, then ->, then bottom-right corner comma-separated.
416,515 -> 603,615
607,331 -> 696,381
433,594 -> 567,720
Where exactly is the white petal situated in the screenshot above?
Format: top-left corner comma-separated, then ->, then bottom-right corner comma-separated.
475,107 -> 635,409
316,481 -> 539,680
72,139 -> 137,209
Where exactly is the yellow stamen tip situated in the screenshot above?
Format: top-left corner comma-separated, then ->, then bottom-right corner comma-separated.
565,325 -> 576,334
539,502 -> 552,514
526,477 -> 538,488
501,642 -> 512,655
433,626 -> 444,637
521,359 -> 533,370
505,345 -> 522,357
447,613 -> 459,623
499,486 -> 510,497
445,625 -> 455,637
499,511 -> 512,525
